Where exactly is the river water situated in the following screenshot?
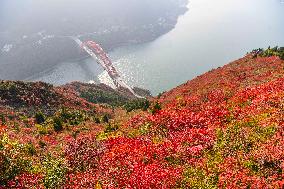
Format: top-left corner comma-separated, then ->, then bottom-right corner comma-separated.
34,0 -> 284,95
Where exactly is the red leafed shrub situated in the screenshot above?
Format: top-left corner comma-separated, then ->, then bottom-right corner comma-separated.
64,135 -> 105,172
126,162 -> 182,189
1,55 -> 284,188
64,170 -> 99,189
7,173 -> 44,189
124,114 -> 151,129
218,157 -> 283,189
149,105 -> 228,131
166,127 -> 215,158
98,137 -> 182,188
0,126 -> 7,135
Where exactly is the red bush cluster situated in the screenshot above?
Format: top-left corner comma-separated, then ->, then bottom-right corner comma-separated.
6,173 -> 43,189
1,55 -> 284,188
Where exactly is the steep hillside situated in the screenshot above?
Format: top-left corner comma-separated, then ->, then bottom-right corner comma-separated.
61,82 -> 151,107
1,50 -> 284,188
161,53 -> 284,103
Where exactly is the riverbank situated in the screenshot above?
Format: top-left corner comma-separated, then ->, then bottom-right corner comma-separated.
0,0 -> 188,81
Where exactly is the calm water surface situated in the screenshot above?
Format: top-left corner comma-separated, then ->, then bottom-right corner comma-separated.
99,0 -> 284,94
35,0 -> 284,95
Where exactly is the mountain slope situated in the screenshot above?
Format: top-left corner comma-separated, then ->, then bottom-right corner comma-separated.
1,52 -> 284,188
161,54 -> 284,103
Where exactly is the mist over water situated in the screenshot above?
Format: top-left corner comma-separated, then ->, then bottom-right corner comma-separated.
4,0 -> 283,95
0,0 -> 186,80
100,0 -> 284,94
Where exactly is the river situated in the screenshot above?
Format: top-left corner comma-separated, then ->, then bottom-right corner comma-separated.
33,0 -> 284,95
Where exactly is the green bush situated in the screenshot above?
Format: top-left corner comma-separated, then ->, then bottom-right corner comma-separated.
105,123 -> 119,133
36,124 -> 49,135
42,155 -> 67,189
94,117 -> 101,124
25,142 -> 37,156
123,99 -> 150,112
256,46 -> 284,60
59,108 -> 86,126
150,101 -> 162,114
102,114 -> 110,123
0,135 -> 32,186
80,90 -> 128,106
0,114 -> 6,125
53,117 -> 63,132
0,82 -> 16,91
214,120 -> 276,157
35,112 -> 45,124
157,91 -> 165,99
38,140 -> 47,148
182,166 -> 218,189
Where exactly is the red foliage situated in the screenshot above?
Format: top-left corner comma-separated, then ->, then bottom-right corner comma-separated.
64,170 -> 98,189
7,173 -> 44,189
64,135 -> 105,172
98,137 -> 182,188
2,55 -> 284,188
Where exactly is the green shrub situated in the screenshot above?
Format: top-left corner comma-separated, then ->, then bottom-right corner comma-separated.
72,130 -> 80,139
25,142 -> 37,156
0,82 -> 16,91
102,114 -> 110,123
214,120 -> 276,156
0,135 -> 32,186
42,155 -> 67,189
38,140 -> 47,148
13,122 -> 20,132
21,115 -> 32,128
244,160 -> 260,173
157,91 -> 165,99
124,99 -> 150,112
35,112 -> 45,124
80,90 -> 128,106
53,117 -> 63,132
0,114 -> 6,125
181,166 -> 218,189
36,124 -> 49,135
59,108 -> 86,126
94,117 -> 101,124
150,101 -> 162,114
105,123 -> 119,133
256,46 -> 284,60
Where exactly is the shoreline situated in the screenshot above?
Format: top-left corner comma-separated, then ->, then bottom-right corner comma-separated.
28,5 -> 189,85
0,1 -> 189,83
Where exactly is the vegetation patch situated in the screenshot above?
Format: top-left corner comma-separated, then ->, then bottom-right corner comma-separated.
80,89 -> 128,106
252,46 -> 284,60
123,99 -> 150,112
1,53 -> 284,188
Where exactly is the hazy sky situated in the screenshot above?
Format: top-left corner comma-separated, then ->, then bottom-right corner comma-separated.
0,0 -> 184,35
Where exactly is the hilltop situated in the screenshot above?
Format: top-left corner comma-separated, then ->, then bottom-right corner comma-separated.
1,48 -> 284,188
